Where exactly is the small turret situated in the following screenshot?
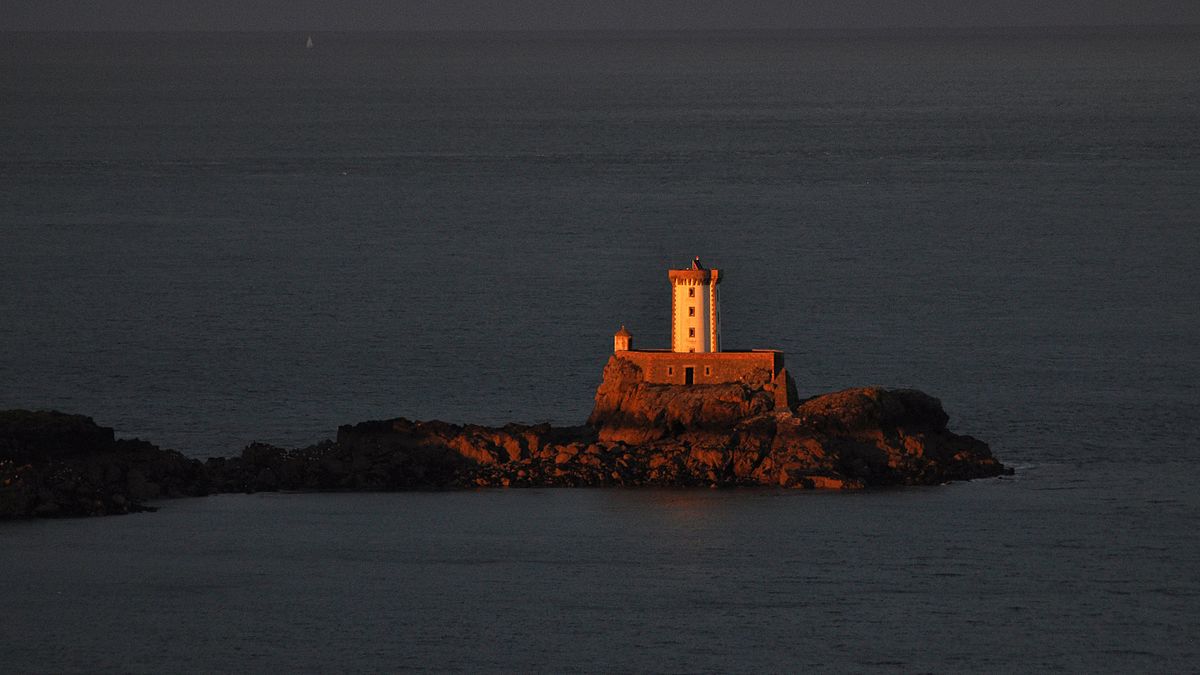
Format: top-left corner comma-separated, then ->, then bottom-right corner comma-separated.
613,325 -> 632,353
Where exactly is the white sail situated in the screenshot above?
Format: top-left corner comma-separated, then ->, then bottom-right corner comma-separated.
305,35 -> 314,49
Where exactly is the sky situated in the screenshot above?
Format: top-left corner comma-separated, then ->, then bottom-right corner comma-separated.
2,0 -> 1199,31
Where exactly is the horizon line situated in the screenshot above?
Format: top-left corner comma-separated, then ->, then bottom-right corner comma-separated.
2,23 -> 1198,34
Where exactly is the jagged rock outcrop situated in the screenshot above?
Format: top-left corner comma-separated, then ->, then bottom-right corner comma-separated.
588,355 -> 781,443
581,354 -> 1003,487
214,359 -> 1004,492
1,360 -> 1006,518
0,410 -> 208,518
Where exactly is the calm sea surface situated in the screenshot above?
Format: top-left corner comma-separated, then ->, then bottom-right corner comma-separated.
1,29 -> 1198,671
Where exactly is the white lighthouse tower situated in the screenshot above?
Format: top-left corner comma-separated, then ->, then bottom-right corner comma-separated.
669,257 -> 721,353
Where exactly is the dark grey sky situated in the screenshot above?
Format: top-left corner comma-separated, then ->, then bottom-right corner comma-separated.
3,0 -> 1198,31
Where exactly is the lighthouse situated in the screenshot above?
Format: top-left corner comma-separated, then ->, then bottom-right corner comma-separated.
669,256 -> 721,353
607,258 -> 784,395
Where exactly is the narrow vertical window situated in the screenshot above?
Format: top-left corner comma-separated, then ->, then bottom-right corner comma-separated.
688,328 -> 695,337
688,287 -> 695,298
688,307 -> 695,317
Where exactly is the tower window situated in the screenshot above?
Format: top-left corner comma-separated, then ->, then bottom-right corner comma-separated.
688,288 -> 695,298
704,366 -> 712,376
668,367 -> 674,375
688,307 -> 695,317
688,328 -> 695,337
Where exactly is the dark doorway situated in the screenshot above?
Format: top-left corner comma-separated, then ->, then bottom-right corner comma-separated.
684,367 -> 694,385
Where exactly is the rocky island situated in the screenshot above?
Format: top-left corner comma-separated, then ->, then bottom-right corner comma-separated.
0,259 -> 1007,518
0,359 -> 1005,518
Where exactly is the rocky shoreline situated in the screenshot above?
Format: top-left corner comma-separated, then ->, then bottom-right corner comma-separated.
0,410 -> 208,517
1,357 -> 1008,518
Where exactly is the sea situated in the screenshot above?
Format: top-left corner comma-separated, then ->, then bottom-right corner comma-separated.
1,28 -> 1198,672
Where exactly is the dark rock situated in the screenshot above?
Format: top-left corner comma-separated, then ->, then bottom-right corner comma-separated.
0,410 -> 208,519
1,358 -> 1007,519
0,410 -> 116,463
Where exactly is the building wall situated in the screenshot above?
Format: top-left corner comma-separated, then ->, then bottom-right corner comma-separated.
671,280 -> 711,353
709,280 -> 721,352
618,350 -> 784,386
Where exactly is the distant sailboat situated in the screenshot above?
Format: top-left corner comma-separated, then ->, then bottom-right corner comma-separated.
305,34 -> 314,49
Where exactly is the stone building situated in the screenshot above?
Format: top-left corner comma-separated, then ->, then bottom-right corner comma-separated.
612,258 -> 790,398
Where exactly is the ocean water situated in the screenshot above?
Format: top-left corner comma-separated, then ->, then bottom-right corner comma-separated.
1,29 -> 1199,671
